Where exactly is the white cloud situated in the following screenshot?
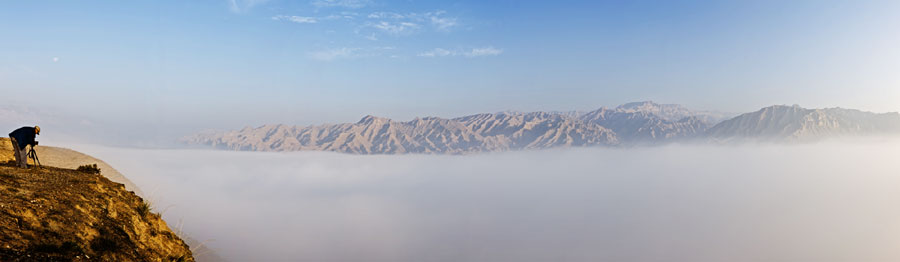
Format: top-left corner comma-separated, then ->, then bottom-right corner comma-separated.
429,16 -> 457,31
272,15 -> 318,24
367,12 -> 405,19
368,21 -> 420,35
465,47 -> 503,57
322,12 -> 358,20
418,47 -> 504,58
310,48 -> 361,61
312,0 -> 371,8
424,11 -> 457,31
322,14 -> 343,20
362,10 -> 457,38
418,48 -> 453,57
273,12 -> 357,24
270,8 -> 461,44
228,0 -> 270,13
309,46 -> 396,61
52,57 -> 59,63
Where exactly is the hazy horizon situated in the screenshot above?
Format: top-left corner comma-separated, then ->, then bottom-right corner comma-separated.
6,100 -> 900,149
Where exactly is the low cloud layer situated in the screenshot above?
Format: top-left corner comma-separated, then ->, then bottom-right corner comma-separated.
72,139 -> 900,261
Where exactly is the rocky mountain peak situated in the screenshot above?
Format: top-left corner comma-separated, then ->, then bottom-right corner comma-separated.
357,115 -> 390,125
617,101 -> 660,110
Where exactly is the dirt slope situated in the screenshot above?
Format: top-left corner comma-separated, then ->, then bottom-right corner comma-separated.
0,138 -> 142,197
0,163 -> 193,261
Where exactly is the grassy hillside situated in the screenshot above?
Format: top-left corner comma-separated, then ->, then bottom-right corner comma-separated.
1,138 -> 225,261
0,137 -> 143,197
0,163 -> 193,260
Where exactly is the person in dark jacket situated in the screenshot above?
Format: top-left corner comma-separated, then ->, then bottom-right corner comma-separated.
8,126 -> 39,168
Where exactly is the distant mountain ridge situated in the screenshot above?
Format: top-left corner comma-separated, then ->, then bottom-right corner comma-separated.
707,105 -> 900,141
182,102 -> 900,154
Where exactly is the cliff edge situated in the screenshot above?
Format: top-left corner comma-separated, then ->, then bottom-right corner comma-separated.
0,138 -> 143,197
0,163 -> 193,261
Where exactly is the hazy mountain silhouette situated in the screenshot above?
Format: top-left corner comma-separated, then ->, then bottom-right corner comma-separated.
706,104 -> 900,142
183,112 -> 619,154
579,101 -> 724,143
183,102 -> 900,154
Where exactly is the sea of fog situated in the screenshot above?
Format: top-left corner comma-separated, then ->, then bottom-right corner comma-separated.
68,140 -> 900,261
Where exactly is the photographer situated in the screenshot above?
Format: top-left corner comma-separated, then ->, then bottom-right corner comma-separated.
8,126 -> 40,168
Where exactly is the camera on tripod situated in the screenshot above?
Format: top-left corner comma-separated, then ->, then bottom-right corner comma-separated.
27,141 -> 41,167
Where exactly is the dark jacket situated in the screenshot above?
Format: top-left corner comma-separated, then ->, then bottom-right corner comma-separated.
9,127 -> 37,149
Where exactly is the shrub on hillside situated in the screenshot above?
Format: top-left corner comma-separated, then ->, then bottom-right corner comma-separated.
76,164 -> 101,174
136,201 -> 152,218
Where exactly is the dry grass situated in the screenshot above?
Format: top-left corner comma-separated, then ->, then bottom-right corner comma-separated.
0,163 -> 193,260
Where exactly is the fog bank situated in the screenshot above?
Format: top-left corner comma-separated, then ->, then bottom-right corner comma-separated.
72,139 -> 900,261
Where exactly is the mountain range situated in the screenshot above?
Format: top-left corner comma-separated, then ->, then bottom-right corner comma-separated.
182,102 -> 900,154
707,104 -> 900,141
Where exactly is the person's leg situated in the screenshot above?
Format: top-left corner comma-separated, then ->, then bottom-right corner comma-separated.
10,138 -> 25,168
18,146 -> 27,168
20,148 -> 28,168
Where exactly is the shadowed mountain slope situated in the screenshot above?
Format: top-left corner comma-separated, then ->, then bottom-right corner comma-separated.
706,105 -> 900,141
579,102 -> 717,143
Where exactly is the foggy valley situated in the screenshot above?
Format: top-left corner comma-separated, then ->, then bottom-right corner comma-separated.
69,139 -> 900,261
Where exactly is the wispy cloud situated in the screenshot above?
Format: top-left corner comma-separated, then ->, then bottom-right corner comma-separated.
272,12 -> 357,25
363,10 -> 458,37
271,7 -> 470,55
228,0 -> 270,13
272,15 -> 318,24
309,46 -> 394,61
310,48 -> 361,61
273,9 -> 458,41
367,12 -> 406,19
425,11 -> 457,31
430,16 -> 457,31
465,47 -> 503,57
367,21 -> 420,35
311,0 -> 371,9
418,48 -> 453,57
418,47 -> 504,58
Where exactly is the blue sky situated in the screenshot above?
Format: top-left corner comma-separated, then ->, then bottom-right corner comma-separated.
2,0 -> 899,133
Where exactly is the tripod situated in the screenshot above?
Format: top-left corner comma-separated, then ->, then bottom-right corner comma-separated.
27,145 -> 41,167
